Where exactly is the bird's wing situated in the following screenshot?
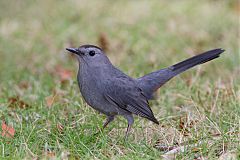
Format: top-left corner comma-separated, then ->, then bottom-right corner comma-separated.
103,77 -> 159,124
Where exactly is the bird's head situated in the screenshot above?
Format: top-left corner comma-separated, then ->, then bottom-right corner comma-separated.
66,44 -> 110,67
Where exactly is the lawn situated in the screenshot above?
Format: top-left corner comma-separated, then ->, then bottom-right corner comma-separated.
0,0 -> 239,159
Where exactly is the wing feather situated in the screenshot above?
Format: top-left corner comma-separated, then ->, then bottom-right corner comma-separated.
103,77 -> 159,124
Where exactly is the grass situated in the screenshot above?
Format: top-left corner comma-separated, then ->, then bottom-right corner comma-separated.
0,0 -> 239,159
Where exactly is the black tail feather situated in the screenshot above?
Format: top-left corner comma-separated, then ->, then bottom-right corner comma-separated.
170,48 -> 225,74
137,48 -> 224,100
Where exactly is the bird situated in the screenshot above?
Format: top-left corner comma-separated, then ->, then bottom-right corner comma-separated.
66,45 -> 224,137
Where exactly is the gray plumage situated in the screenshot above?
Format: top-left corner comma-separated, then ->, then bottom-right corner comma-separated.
66,45 -> 224,136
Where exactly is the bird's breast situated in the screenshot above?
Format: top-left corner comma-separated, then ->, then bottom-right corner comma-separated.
77,67 -> 117,115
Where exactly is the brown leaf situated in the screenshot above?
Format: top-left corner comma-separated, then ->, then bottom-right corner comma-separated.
179,116 -> 185,130
192,147 -> 200,152
45,89 -> 67,108
178,114 -> 197,136
1,121 -> 15,138
45,95 -> 56,108
178,115 -> 190,135
43,150 -> 56,158
98,33 -> 109,52
18,81 -> 30,89
8,96 -> 29,109
185,77 -> 193,87
57,122 -> 64,133
55,65 -> 73,82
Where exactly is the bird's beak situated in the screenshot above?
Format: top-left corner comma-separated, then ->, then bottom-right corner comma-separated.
66,48 -> 78,54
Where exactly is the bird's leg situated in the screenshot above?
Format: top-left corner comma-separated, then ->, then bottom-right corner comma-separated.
94,116 -> 114,136
103,115 -> 114,129
124,114 -> 134,140
125,124 -> 132,139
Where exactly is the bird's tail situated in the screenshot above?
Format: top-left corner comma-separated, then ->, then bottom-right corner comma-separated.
137,48 -> 225,99
170,48 -> 224,75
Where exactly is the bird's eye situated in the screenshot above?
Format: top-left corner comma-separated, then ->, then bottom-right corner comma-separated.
89,50 -> 95,56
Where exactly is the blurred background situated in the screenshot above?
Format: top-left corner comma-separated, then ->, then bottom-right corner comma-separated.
0,0 -> 239,159
0,0 -> 239,81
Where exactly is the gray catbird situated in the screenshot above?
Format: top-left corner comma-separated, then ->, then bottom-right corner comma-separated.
66,45 -> 224,137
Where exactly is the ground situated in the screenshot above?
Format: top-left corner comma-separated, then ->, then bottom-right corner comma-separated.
0,0 -> 239,159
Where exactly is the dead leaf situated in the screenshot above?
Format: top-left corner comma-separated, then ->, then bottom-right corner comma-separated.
185,77 -> 193,87
178,114 -> 197,136
55,65 -> 73,82
18,81 -> 30,89
192,147 -> 201,152
178,115 -> 190,136
43,150 -> 56,158
1,121 -> 15,138
45,89 -> 67,108
57,122 -> 64,133
45,95 -> 56,108
98,33 -> 109,52
8,96 -> 29,109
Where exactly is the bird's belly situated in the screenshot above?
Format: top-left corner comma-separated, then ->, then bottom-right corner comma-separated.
79,81 -> 119,116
